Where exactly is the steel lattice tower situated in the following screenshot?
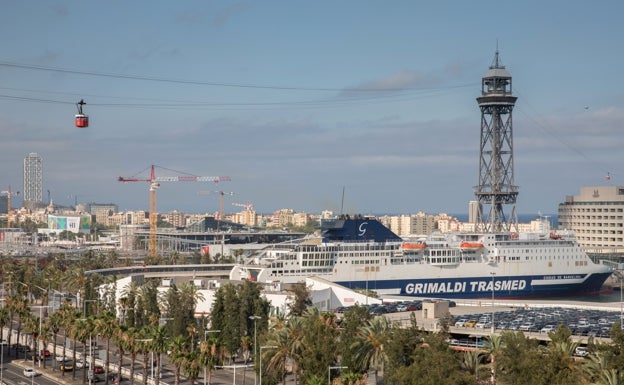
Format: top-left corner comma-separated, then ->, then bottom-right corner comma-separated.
475,50 -> 519,233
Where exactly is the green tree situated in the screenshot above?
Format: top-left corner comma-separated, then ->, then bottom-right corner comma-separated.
496,331 -> 544,385
287,283 -> 312,317
211,283 -> 242,361
298,308 -> 339,384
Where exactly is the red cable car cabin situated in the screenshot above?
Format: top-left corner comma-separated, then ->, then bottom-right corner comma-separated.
75,99 -> 89,128
75,114 -> 89,128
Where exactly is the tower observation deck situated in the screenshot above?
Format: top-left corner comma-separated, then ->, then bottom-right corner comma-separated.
475,50 -> 519,233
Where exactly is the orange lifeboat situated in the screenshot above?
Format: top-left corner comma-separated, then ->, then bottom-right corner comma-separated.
402,242 -> 427,250
460,242 -> 484,250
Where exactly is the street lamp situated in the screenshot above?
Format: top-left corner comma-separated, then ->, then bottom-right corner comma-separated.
259,345 -> 277,385
490,272 -> 496,334
249,315 -> 261,385
328,366 -> 347,385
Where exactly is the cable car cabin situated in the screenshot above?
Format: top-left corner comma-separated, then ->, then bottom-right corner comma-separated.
75,114 -> 89,128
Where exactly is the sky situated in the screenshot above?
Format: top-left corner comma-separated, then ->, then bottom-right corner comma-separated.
1,1 -> 623,217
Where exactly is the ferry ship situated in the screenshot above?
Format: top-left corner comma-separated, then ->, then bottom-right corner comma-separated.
229,216 -> 614,299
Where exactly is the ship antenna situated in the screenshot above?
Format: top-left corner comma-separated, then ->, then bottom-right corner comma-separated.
340,186 -> 345,215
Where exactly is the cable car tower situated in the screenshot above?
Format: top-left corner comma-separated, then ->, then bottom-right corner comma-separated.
475,49 -> 519,233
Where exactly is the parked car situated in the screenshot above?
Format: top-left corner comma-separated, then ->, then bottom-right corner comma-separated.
59,361 -> 74,371
23,368 -> 40,377
575,346 -> 590,357
93,365 -> 105,374
454,318 -> 468,328
108,373 -> 124,385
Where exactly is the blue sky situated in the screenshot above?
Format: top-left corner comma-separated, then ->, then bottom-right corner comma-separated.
1,1 -> 622,217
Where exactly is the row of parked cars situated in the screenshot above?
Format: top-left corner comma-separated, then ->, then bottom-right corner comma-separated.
332,299 -> 456,315
453,306 -> 621,338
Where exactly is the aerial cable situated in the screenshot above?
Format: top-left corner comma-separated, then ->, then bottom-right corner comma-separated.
0,60 -> 455,93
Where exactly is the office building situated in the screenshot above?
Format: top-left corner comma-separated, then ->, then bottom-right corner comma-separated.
23,152 -> 43,209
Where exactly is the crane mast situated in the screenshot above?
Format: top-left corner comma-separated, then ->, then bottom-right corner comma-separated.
118,165 -> 230,257
198,190 -> 235,257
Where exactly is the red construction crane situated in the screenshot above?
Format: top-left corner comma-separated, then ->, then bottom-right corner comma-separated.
1,185 -> 19,228
118,165 -> 230,257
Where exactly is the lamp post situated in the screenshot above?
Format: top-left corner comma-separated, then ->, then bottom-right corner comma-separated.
204,330 -> 220,385
328,366 -> 347,385
259,346 -> 277,385
249,315 -> 261,385
490,272 -> 496,334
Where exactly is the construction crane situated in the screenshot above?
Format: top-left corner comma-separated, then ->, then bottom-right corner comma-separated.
68,194 -> 90,207
1,185 -> 19,228
198,190 -> 234,256
232,201 -> 256,229
232,201 -> 254,211
118,165 -> 231,257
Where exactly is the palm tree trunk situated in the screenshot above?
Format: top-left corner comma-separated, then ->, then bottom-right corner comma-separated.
130,353 -> 137,385
72,338 -> 78,380
155,354 -> 161,385
83,342 -> 88,385
142,352 -> 148,385
117,348 -> 125,383
105,340 -> 111,385
174,366 -> 181,385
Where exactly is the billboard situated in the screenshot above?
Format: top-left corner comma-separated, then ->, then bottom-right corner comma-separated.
47,215 -> 91,234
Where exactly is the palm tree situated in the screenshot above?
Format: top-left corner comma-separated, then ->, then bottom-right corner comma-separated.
113,325 -> 130,384
0,307 -> 9,342
597,369 -> 624,385
150,325 -> 170,385
137,329 -> 152,385
182,349 -> 201,385
39,321 -> 51,369
169,336 -> 188,385
284,316 -> 305,384
6,294 -> 29,357
22,311 -> 39,365
264,328 -> 291,385
70,317 -> 91,384
350,316 -> 390,385
459,350 -> 483,382
124,327 -> 140,385
198,335 -> 220,385
94,312 -> 118,385
484,334 -> 503,384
